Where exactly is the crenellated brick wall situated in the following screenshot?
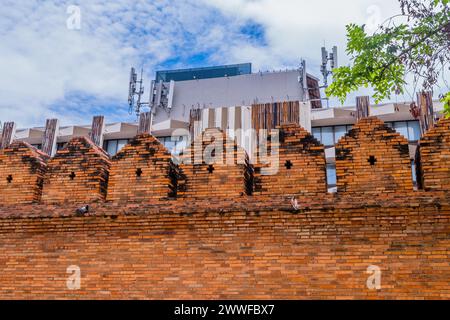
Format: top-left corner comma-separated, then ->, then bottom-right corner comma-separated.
107,134 -> 180,203
416,118 -> 450,191
178,128 -> 253,198
41,137 -> 111,204
0,116 -> 449,300
0,141 -> 48,204
254,123 -> 327,196
335,117 -> 413,194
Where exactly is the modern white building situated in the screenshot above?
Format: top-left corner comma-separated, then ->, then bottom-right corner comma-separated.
1,63 -> 445,190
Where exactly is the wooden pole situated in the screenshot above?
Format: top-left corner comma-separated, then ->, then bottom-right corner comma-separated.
417,91 -> 435,135
89,115 -> 105,147
356,96 -> 370,120
0,122 -> 16,149
41,119 -> 59,157
138,112 -> 152,134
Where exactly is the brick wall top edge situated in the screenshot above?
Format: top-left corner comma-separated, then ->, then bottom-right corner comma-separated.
180,127 -> 248,161
112,133 -> 172,161
335,116 -> 409,146
1,140 -> 49,161
1,191 -> 449,220
419,117 -> 450,143
54,136 -> 110,161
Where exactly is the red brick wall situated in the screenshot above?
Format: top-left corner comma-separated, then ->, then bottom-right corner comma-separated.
107,134 -> 180,202
0,141 -> 48,204
178,128 -> 253,198
41,137 -> 110,204
0,116 -> 449,299
0,194 -> 448,299
416,118 -> 450,191
254,124 -> 327,196
336,117 -> 413,194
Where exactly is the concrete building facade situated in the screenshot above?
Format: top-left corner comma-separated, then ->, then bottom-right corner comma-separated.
0,64 -> 445,191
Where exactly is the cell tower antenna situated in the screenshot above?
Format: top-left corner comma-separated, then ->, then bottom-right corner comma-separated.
128,66 -> 150,118
320,45 -> 338,87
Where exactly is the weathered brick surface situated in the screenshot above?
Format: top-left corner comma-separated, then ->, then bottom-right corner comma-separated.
254,124 -> 327,196
107,134 -> 180,202
178,128 -> 253,198
0,141 -> 48,204
336,117 -> 413,194
0,193 -> 448,300
416,118 -> 450,191
41,137 -> 110,204
0,116 -> 449,300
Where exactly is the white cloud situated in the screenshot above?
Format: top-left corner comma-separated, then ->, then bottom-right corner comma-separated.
0,0 -> 448,128
204,0 -> 449,105
0,0 -> 238,127
204,0 -> 401,65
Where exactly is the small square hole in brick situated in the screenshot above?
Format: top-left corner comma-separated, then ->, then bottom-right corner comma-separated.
136,168 -> 143,177
207,165 -> 215,174
285,160 -> 293,170
69,172 -> 76,180
368,156 -> 377,166
6,175 -> 13,183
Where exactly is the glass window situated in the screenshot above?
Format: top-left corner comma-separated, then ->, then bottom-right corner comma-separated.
312,128 -> 321,143
385,122 -> 393,128
106,140 -> 118,156
407,121 -> 421,142
117,139 -> 128,153
411,160 -> 417,184
394,121 -> 408,140
156,63 -> 252,82
326,164 -> 337,186
173,136 -> 189,155
334,126 -> 347,143
154,136 -> 190,154
321,127 -> 334,146
164,140 -> 176,152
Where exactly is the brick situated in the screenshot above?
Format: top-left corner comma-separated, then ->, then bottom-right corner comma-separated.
335,117 -> 413,194
416,118 -> 450,191
41,136 -> 110,204
107,134 -> 180,202
0,141 -> 48,204
0,116 -> 448,300
254,123 -> 327,196
178,128 -> 253,198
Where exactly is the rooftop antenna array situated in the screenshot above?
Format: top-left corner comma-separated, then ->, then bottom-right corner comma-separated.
298,46 -> 338,108
320,46 -> 338,87
128,67 -> 150,118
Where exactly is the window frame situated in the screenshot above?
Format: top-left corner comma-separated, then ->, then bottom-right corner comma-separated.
311,125 -> 354,147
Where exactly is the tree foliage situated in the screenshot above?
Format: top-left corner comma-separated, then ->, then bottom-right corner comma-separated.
326,0 -> 450,117
442,92 -> 450,115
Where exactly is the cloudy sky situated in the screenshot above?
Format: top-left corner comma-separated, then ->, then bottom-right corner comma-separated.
0,0 -> 448,128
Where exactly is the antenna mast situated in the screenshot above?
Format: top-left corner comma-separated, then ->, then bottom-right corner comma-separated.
128,67 -> 150,118
320,46 -> 338,87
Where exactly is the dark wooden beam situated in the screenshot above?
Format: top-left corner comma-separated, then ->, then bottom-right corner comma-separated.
417,91 -> 435,135
356,96 -> 370,120
89,115 -> 105,147
41,119 -> 59,157
138,112 -> 152,134
0,122 -> 16,149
